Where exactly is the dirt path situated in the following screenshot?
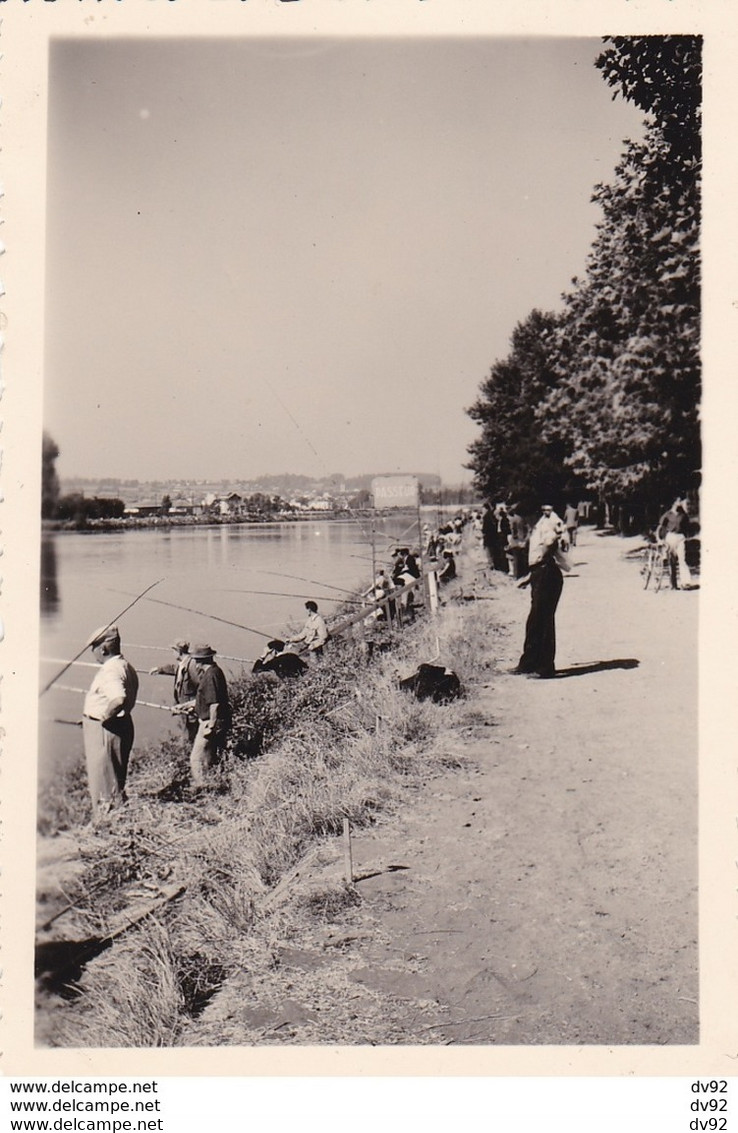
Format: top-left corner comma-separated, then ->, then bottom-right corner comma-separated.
184,528 -> 698,1046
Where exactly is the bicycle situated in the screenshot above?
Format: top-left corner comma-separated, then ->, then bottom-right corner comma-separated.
641,539 -> 676,591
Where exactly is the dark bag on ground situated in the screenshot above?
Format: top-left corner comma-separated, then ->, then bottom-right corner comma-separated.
399,663 -> 462,704
252,653 -> 308,679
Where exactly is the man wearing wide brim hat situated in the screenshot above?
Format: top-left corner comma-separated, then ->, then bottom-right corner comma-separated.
82,623 -> 139,819
149,638 -> 200,742
174,643 -> 231,786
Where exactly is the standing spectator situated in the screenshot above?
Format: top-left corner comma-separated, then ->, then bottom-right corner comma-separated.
513,509 -> 571,678
402,547 -> 421,579
176,643 -> 231,786
481,502 -> 497,570
150,638 -> 199,742
491,503 -> 510,572
287,600 -> 329,657
505,504 -> 529,579
658,499 -> 695,589
82,623 -> 139,819
395,557 -> 419,621
564,502 -> 579,548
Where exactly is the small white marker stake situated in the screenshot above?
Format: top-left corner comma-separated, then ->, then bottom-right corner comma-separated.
342,817 -> 354,884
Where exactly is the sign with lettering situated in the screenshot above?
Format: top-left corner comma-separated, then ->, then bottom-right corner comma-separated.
371,475 -> 419,510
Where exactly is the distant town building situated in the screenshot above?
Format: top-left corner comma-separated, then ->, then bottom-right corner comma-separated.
124,501 -> 163,518
216,492 -> 243,517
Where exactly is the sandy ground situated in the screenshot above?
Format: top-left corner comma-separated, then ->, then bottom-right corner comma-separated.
185,526 -> 698,1046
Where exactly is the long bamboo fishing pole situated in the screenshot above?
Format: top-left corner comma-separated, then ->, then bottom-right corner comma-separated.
41,657 -> 153,676
258,569 -> 363,598
107,589 -> 275,639
116,643 -> 255,664
213,588 -> 364,606
39,579 -> 165,697
52,685 -> 174,712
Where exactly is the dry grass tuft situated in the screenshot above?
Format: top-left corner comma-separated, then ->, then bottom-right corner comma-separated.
60,920 -> 184,1048
297,882 -> 362,922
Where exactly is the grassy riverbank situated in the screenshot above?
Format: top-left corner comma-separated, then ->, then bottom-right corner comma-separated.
36,595 -> 495,1047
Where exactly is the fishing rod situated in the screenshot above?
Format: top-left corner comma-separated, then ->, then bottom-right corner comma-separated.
51,685 -> 174,713
258,569 -> 364,598
41,657 -> 153,677
107,589 -> 275,640
39,579 -> 165,698
248,362 -> 377,547
116,643 -> 256,665
213,588 -> 365,606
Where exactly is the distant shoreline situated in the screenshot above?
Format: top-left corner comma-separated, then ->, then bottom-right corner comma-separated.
42,513 -> 354,534
40,509 -> 438,534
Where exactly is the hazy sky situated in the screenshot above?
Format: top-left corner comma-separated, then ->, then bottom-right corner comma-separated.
44,37 -> 643,485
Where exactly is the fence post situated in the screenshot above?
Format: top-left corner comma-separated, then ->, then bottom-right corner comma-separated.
342,817 -> 354,884
427,567 -> 439,615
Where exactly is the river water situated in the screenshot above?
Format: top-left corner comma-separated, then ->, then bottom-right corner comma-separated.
38,516 -> 425,780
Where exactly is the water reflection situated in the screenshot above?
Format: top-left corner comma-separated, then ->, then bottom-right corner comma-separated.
40,536 -> 59,617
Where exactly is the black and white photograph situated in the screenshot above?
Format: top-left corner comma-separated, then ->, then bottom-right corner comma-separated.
2,0 -> 736,1090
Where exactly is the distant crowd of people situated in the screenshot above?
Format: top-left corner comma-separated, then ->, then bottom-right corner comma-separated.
475,500 -> 580,581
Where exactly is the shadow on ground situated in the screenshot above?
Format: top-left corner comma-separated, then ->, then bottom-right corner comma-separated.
555,658 -> 640,678
35,937 -> 112,998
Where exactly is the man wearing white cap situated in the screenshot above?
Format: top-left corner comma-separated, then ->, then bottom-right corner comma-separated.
83,624 -> 139,818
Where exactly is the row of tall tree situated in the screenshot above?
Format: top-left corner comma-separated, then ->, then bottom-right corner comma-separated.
42,432 -> 124,523
466,37 -> 701,529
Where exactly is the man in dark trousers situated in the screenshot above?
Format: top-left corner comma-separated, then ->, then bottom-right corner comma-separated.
513,507 -> 570,678
150,638 -> 199,741
481,502 -> 497,571
175,642 -> 231,786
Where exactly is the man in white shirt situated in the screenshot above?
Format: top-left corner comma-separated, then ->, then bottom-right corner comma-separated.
83,623 -> 139,818
527,505 -> 570,569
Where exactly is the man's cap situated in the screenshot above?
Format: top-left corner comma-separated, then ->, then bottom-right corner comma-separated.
305,600 -> 318,612
542,504 -> 554,511
189,643 -> 216,660
171,638 -> 189,651
86,623 -> 120,649
267,639 -> 285,652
